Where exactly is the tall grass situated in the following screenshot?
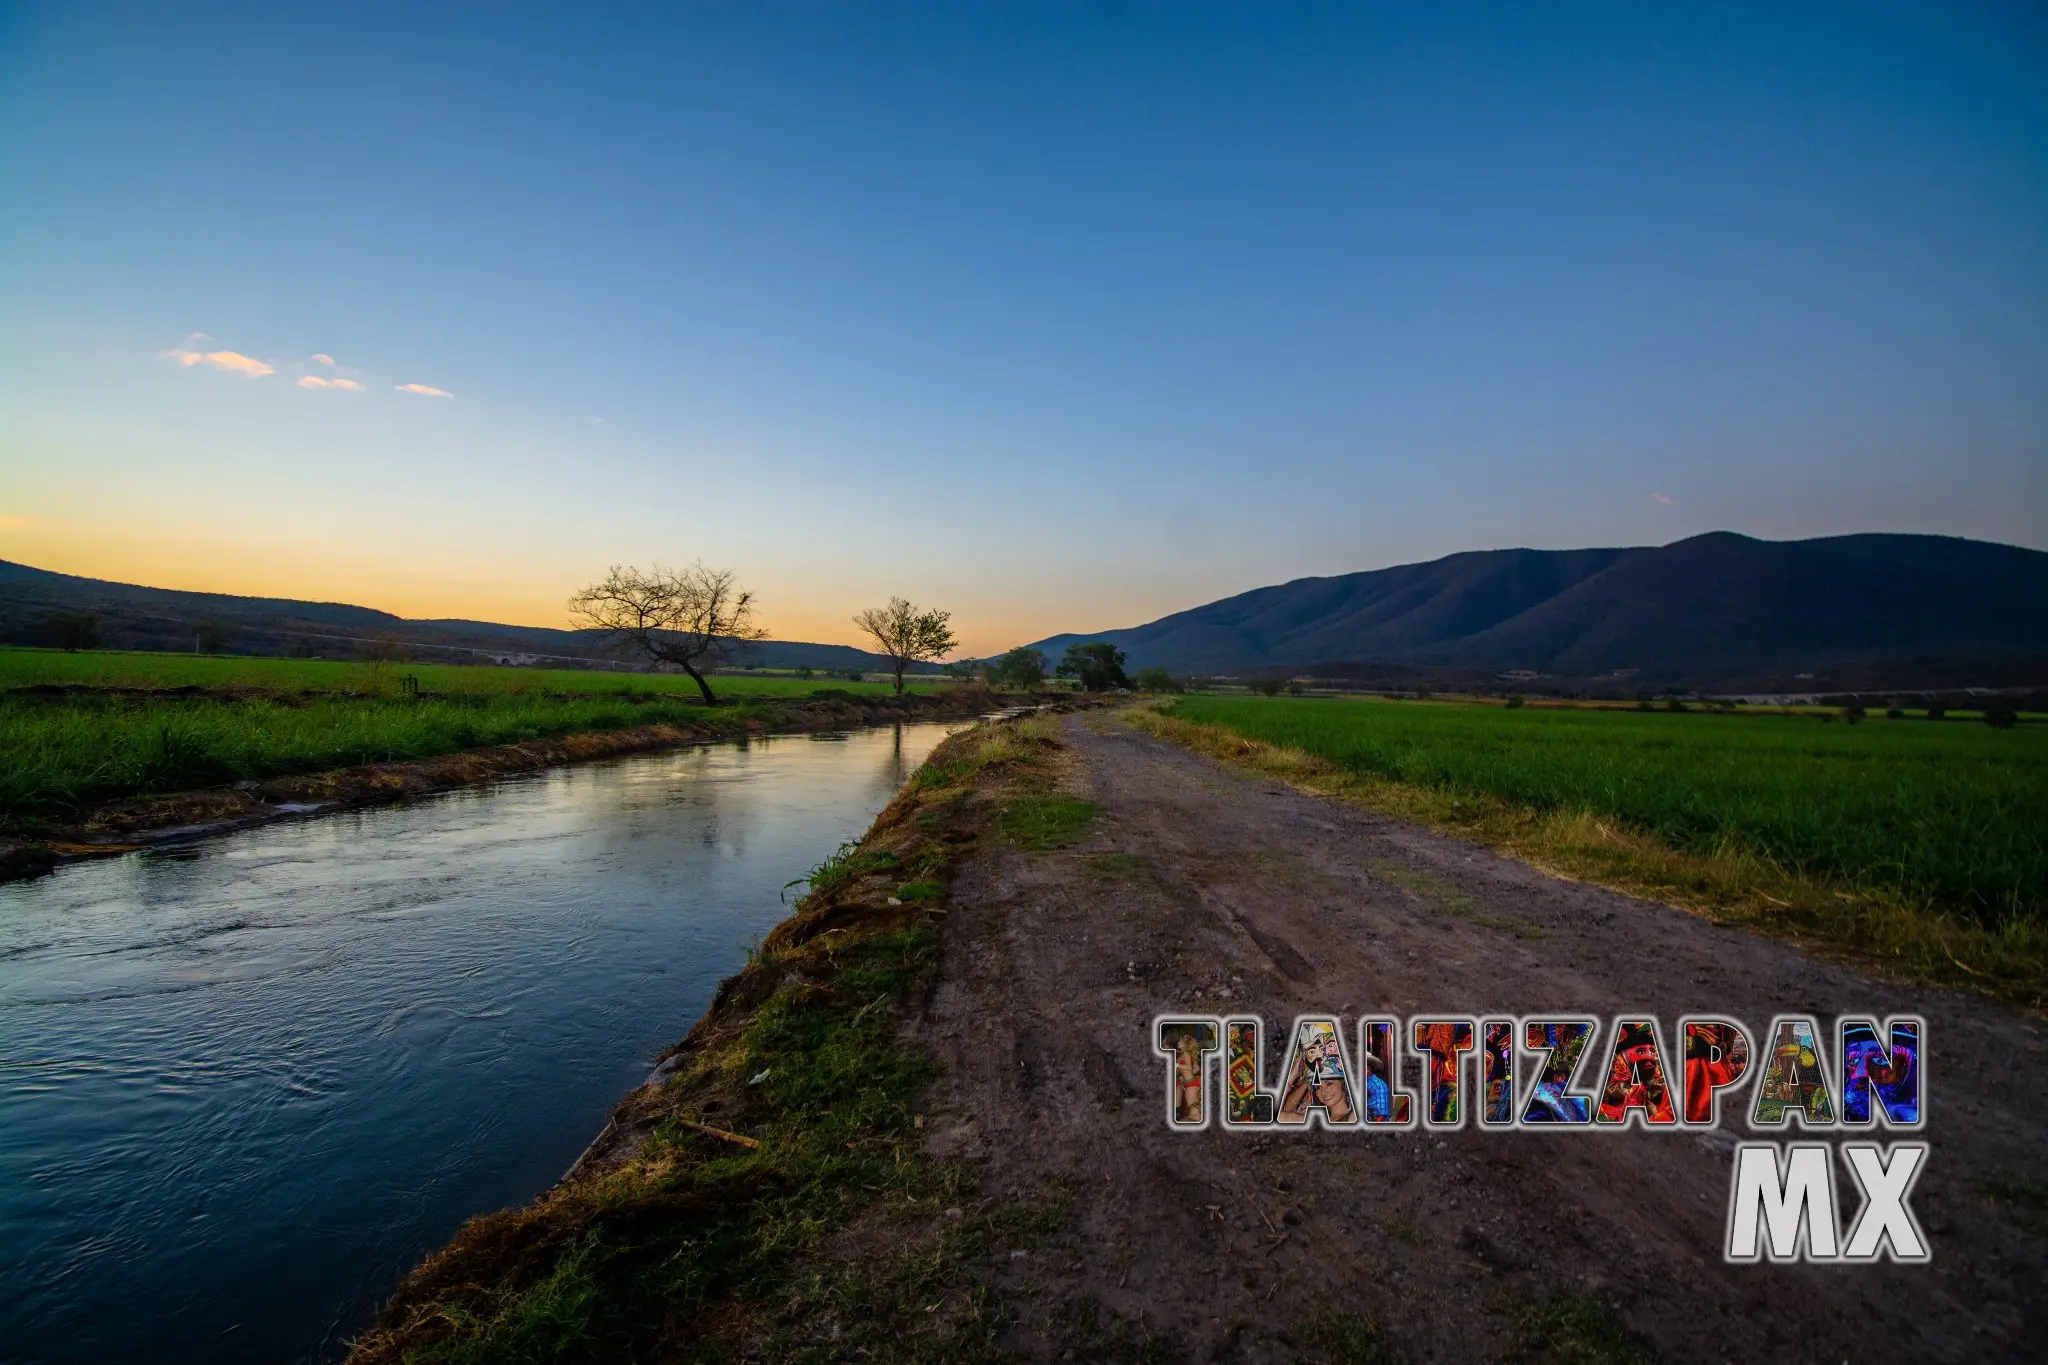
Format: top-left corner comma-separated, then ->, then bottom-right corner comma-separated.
0,692 -> 749,823
0,646 -> 941,699
1168,696 -> 2046,927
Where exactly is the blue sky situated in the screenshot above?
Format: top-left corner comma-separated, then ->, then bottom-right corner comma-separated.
2,2 -> 2043,654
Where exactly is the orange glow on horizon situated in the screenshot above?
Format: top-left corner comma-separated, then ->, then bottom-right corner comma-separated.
0,521 -> 1055,658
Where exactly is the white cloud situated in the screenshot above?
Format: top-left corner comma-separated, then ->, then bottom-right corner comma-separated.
310,353 -> 336,366
396,382 -> 453,398
298,375 -> 365,391
161,348 -> 275,377
183,332 -> 213,346
1650,492 -> 1676,506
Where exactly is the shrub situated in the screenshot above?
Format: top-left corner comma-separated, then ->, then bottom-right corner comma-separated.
1133,666 -> 1181,694
1249,677 -> 1285,697
1985,709 -> 2019,730
1505,694 -> 1526,709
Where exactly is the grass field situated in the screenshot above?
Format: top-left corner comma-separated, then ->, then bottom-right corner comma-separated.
0,648 -> 953,826
0,647 -> 936,699
1161,695 -> 2046,930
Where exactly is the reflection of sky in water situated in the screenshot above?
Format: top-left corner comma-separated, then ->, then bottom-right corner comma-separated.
0,721 -> 960,1363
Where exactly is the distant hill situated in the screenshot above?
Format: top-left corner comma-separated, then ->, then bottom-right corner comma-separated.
0,560 -> 930,674
1028,532 -> 2048,691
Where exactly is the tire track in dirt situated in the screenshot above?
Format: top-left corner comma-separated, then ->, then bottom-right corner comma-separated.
911,711 -> 2047,1362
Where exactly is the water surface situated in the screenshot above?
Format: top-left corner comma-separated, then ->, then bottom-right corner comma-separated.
0,721 -> 960,1362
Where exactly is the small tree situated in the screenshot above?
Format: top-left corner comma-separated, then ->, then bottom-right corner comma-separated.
853,597 -> 958,695
569,562 -> 767,704
1056,641 -> 1130,692
191,619 -> 232,654
1249,676 -> 1285,697
1134,666 -> 1181,694
993,646 -> 1049,692
48,612 -> 100,652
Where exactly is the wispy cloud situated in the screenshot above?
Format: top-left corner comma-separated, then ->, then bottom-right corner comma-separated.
310,353 -> 336,366
1650,492 -> 1676,506
161,348 -> 275,377
396,382 -> 453,398
183,331 -> 213,346
297,375 -> 365,391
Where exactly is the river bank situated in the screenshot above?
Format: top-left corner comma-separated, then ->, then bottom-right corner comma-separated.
354,707 -> 2047,1362
350,710 -> 1084,1362
0,688 -> 1044,883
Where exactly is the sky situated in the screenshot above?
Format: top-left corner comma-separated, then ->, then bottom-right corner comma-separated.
2,3 -> 2043,656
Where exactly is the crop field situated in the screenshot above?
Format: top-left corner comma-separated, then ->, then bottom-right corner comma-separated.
0,647 -> 935,699
1166,695 -> 2046,929
0,648 -> 952,826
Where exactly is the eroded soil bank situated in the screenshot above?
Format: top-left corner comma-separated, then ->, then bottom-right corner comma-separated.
0,689 -> 1018,883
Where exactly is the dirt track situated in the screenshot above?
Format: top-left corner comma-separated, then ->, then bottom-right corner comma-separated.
911,711 -> 2047,1363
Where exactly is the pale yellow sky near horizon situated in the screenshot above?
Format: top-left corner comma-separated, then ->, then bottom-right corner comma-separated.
0,513 -> 1153,657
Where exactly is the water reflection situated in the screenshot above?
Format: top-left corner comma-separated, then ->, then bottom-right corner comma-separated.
0,721 -> 960,1363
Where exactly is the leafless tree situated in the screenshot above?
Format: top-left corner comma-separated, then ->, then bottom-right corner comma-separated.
853,597 -> 958,695
568,562 -> 767,704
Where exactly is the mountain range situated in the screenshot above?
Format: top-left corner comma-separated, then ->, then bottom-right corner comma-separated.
6,531 -> 2045,691
1026,532 -> 2048,690
0,560 -> 927,675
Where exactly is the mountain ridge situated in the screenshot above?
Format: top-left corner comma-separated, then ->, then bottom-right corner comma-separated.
0,559 -> 930,673
1026,531 -> 2048,688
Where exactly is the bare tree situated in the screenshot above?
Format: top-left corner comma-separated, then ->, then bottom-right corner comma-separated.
853,597 -> 958,695
569,562 -> 767,704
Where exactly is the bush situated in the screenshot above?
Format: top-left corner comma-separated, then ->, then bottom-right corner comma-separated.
1926,705 -> 1947,721
1054,642 -> 1130,692
1133,666 -> 1181,694
1985,709 -> 2018,730
1841,705 -> 1866,726
992,646 -> 1049,692
1249,677 -> 1285,697
1505,694 -> 1526,709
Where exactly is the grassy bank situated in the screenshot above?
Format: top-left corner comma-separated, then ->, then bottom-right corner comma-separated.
0,647 -> 956,827
1131,697 -> 2048,1008
349,714 -> 1087,1364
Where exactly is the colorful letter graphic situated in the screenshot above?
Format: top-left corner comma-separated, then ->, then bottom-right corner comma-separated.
1840,1018 -> 1921,1127
1751,1017 -> 1837,1127
1359,1018 -> 1414,1125
1681,1019 -> 1751,1126
1224,1017 -> 1277,1125
1596,1019 -> 1677,1126
1480,1019 -> 1515,1127
1276,1017 -> 1360,1126
1520,1020 -> 1595,1124
1411,1019 -> 1476,1127
1155,1019 -> 1221,1129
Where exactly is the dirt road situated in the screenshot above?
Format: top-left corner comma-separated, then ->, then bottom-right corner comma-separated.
911,711 -> 2047,1362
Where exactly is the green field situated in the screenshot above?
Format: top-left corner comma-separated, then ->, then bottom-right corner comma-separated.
0,648 -> 951,826
0,647 -> 934,699
1166,695 -> 2046,928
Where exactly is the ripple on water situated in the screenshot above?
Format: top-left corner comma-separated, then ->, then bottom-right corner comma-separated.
0,720 -> 964,1363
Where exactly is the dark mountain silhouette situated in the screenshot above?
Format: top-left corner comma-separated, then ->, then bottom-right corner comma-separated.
0,560 -> 926,673
1029,532 -> 2048,689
